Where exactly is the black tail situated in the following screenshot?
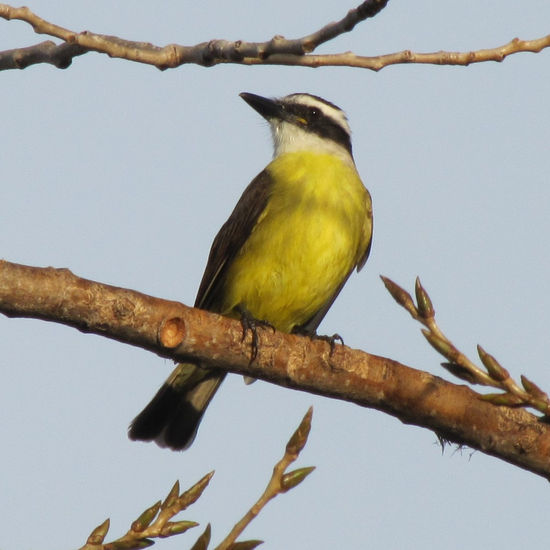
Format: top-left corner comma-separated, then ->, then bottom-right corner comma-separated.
129,363 -> 225,450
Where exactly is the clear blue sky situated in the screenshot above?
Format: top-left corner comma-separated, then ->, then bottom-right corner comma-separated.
2,2 -> 550,548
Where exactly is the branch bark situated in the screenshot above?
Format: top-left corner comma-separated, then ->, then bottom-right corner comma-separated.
1,259 -> 550,480
1,2 -> 548,72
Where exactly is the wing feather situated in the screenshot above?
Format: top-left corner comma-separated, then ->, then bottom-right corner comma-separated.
195,170 -> 274,310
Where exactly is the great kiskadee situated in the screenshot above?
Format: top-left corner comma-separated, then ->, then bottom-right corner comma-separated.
129,92 -> 373,450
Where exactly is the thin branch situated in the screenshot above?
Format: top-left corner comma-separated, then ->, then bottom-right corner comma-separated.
0,0 -> 387,71
382,276 -> 550,414
1,2 -> 548,72
2,260 -> 550,480
249,35 -> 550,70
216,408 -> 314,550
286,0 -> 389,53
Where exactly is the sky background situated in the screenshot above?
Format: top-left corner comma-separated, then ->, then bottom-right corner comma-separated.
2,1 -> 550,549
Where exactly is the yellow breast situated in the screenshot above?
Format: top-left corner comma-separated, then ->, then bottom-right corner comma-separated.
220,151 -> 372,332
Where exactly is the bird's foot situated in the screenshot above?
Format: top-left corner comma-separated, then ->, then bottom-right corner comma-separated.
294,328 -> 344,356
237,305 -> 275,362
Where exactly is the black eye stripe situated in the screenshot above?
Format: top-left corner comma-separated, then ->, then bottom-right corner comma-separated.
292,104 -> 331,124
279,97 -> 352,155
296,106 -> 352,154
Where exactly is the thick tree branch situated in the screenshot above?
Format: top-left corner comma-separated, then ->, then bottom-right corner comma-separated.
1,2 -> 548,72
2,259 -> 550,479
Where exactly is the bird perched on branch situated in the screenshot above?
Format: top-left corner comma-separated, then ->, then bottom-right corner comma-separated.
129,92 -> 373,450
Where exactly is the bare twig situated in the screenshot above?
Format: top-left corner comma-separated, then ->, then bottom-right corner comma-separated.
381,276 -> 550,414
2,260 -> 550,479
0,1 -> 387,71
270,34 -> 550,70
1,2 -> 548,72
216,408 -> 314,550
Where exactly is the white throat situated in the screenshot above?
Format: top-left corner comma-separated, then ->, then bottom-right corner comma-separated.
269,120 -> 354,166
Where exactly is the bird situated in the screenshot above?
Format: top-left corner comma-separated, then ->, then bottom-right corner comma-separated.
128,92 -> 373,450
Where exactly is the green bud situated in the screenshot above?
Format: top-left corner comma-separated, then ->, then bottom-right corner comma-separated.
111,539 -> 154,549
422,330 -> 457,362
477,345 -> 509,382
178,471 -> 215,510
521,375 -> 548,400
228,540 -> 264,550
414,277 -> 435,319
135,542 -> 155,549
281,466 -> 315,492
160,520 -> 199,537
131,501 -> 161,532
480,393 -> 523,406
161,481 -> 180,510
190,523 -> 211,550
285,407 -> 313,457
380,276 -> 418,318
86,518 -> 110,545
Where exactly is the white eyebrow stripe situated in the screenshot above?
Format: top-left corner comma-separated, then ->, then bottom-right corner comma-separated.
282,93 -> 351,136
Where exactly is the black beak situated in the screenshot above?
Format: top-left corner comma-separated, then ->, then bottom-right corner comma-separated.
240,92 -> 283,120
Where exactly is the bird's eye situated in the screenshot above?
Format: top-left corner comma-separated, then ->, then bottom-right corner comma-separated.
309,108 -> 320,118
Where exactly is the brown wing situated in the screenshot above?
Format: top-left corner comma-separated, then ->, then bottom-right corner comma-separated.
194,169 -> 274,311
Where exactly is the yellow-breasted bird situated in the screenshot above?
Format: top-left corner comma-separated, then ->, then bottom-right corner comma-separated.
129,92 -> 373,450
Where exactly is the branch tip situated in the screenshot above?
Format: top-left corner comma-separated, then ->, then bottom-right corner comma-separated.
160,520 -> 198,537
281,466 -> 316,492
380,275 -> 418,318
177,471 -> 215,510
285,406 -> 313,457
227,540 -> 264,550
190,523 -> 211,550
414,277 -> 435,319
477,345 -> 509,382
86,518 -> 110,545
132,501 -> 161,532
